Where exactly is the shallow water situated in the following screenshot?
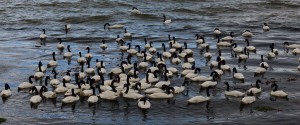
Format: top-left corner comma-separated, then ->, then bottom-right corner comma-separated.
1,0 -> 300,124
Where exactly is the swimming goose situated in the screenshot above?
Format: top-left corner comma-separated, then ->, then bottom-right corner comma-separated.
263,23 -> 270,31
210,56 -> 221,70
87,87 -> 99,105
119,40 -> 129,52
238,47 -> 249,64
124,28 -> 132,39
96,59 -> 105,68
148,42 -> 157,54
171,53 -> 181,64
61,89 -> 80,110
86,60 -> 95,74
40,86 -> 57,99
138,96 -> 151,109
214,62 -> 224,76
122,84 -> 144,100
181,63 -> 195,76
173,81 -> 188,94
40,29 -> 47,41
163,14 -> 172,24
85,47 -> 93,59
232,67 -> 244,83
127,44 -> 138,55
138,53 -> 149,69
116,35 -> 124,44
63,71 -> 71,83
242,30 -> 253,37
57,38 -> 64,50
0,83 -> 12,102
254,63 -> 267,77
30,86 -> 43,108
221,32 -> 234,41
35,61 -> 46,73
200,72 -> 219,88
191,71 -> 215,82
247,80 -> 262,94
139,74 -> 152,90
104,23 -> 124,30
98,80 -> 119,100
259,55 -> 269,69
213,28 -> 222,36
144,85 -> 168,94
187,87 -> 211,104
154,71 -> 171,88
185,68 -> 201,79
79,64 -> 86,79
183,42 -> 193,55
195,34 -> 204,44
231,43 -> 244,56
65,24 -> 71,34
100,39 -> 108,50
148,86 -> 174,99
140,70 -> 159,84
245,39 -> 256,53
18,75 -> 35,91
197,36 -> 209,49
217,36 -> 232,48
204,46 -> 212,62
50,69 -> 60,87
131,7 -> 142,14
283,41 -> 300,51
64,45 -> 73,58
34,64 -> 45,80
270,83 -> 288,97
54,79 -> 68,93
162,43 -> 172,58
224,82 -> 245,97
292,48 -> 300,55
220,60 -> 231,72
77,52 -> 87,65
267,44 -> 277,59
241,91 -> 256,104
47,52 -> 57,67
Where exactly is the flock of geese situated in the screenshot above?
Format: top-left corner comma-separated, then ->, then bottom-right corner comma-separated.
1,7 -> 299,113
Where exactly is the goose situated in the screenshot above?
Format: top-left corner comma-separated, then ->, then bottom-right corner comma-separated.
116,35 -> 124,43
221,32 -> 234,41
77,52 -> 87,64
98,80 -> 119,100
124,28 -> 132,39
224,82 -> 245,97
214,62 -> 224,76
162,43 -> 172,58
144,85 -> 168,94
61,89 -> 80,110
40,29 -> 47,41
87,87 -> 99,105
217,36 -> 232,48
292,48 -> 300,55
195,34 -> 204,44
110,64 -> 125,75
254,63 -> 267,77
33,76 -> 50,93
50,70 -> 60,87
35,61 -> 46,73
64,45 -> 72,58
54,79 -> 68,93
131,7 -> 142,14
198,36 -> 209,49
85,47 -> 93,59
231,43 -> 244,56
183,42 -> 193,55
119,41 -> 129,52
182,57 -> 193,69
98,74 -> 112,92
242,30 -> 253,37
187,87 -> 211,104
129,63 -> 139,75
204,46 -> 212,62
34,64 -> 45,80
57,38 -> 64,50
126,44 -> 137,55
122,84 -> 144,99
210,56 -> 221,70
47,52 -> 57,67
100,39 -> 108,50
245,39 -> 256,53
267,44 -> 277,59
139,74 -> 152,90
104,23 -> 124,30
173,81 -> 188,94
168,42 -> 177,54
171,53 -> 181,64
191,71 -> 214,82
168,34 -> 175,44
241,91 -> 256,104
259,55 -> 269,69
138,53 -> 149,69
200,72 -> 219,88
238,47 -> 248,64
92,68 -> 102,82
79,79 -> 94,97
263,23 -> 270,31
247,80 -> 262,94
149,61 -> 159,72
0,83 -> 12,102
140,70 -> 159,83
30,86 -> 43,108
65,24 -> 71,34
96,59 -> 105,69
148,42 -> 157,54
148,86 -> 174,99
181,63 -> 195,76
144,38 -> 151,49
271,43 -> 279,55
213,28 -> 221,36
232,67 -> 244,83
155,53 -> 165,65
163,14 -> 172,24
63,71 -> 71,83
122,58 -> 133,70
40,86 -> 56,99
136,45 -> 144,58
18,75 -> 34,91
167,66 -> 178,74
85,60 -> 95,74
283,41 -> 300,51
138,96 -> 151,109
270,83 -> 288,97
79,64 -> 86,79
154,71 -> 171,88
185,68 -> 201,79
178,47 -> 187,58
171,37 -> 182,49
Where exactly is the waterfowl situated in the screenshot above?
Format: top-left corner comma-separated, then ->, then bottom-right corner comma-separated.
173,81 -> 188,94
148,42 -> 157,54
64,45 -> 73,58
61,89 -> 80,110
85,47 -> 93,59
97,74 -> 112,92
169,42 -> 177,54
104,23 -> 124,30
122,84 -> 144,99
242,30 -> 253,37
171,53 -> 181,64
183,42 -> 193,55
98,80 -> 119,100
204,46 -> 212,62
191,71 -> 214,82
241,91 -> 256,104
247,80 -> 262,94
263,23 -> 270,31
57,38 -> 64,50
65,24 -> 71,34
96,59 -> 105,68
79,79 -> 94,97
35,61 -> 46,73
185,68 -> 201,79
163,14 -> 172,24
200,72 -> 218,88
144,85 -> 168,94
238,47 -> 249,64
30,86 -> 43,108
214,62 -> 224,76
87,87 -> 99,105
84,60 -> 94,74
116,35 -> 124,43
139,52 -> 149,69
195,34 -> 204,44
162,43 -> 172,58
124,28 -> 132,39
245,39 -> 256,53
231,43 -> 244,55
224,82 -> 245,97
220,60 -> 231,72
54,79 -> 68,93
270,83 -> 288,97
283,41 -> 300,50
171,37 -> 182,49
50,70 -> 60,87
100,39 -> 108,50
292,48 -> 300,55
47,52 -> 57,67
267,44 -> 277,59
92,68 -> 102,82
139,74 -> 152,90
210,56 -> 221,70
213,28 -> 221,36
18,75 -> 35,91
232,67 -> 244,83
0,83 -> 12,102
131,7 -> 142,14
181,63 -> 195,76
77,52 -> 87,64
217,36 -> 232,48
259,55 -> 269,69
63,71 -> 71,83
126,44 -> 137,55
197,36 -> 209,49
33,76 -> 50,93
221,32 -> 234,41
110,64 -> 125,75
40,86 -> 57,99
138,96 -> 151,109
187,87 -> 211,104
40,29 -> 47,41
154,71 -> 171,88
79,64 -> 87,79
254,63 -> 267,77
34,64 -> 45,80
148,86 -> 174,99
140,70 -> 159,83
119,40 -> 129,51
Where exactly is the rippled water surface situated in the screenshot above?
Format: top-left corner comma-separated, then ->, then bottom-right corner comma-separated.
1,0 -> 300,124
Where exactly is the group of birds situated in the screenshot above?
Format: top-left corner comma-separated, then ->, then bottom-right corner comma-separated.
1,7 -> 298,113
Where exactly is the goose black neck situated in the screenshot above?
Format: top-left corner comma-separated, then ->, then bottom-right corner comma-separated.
29,76 -> 33,83
163,15 -> 166,22
184,42 -> 187,49
256,80 -> 261,89
92,87 -> 96,95
127,55 -> 132,64
81,64 -> 84,72
86,47 -> 90,53
52,52 -> 56,61
146,73 -> 149,83
135,45 -> 141,53
194,68 -> 201,74
206,87 -> 210,97
45,76 -> 50,86
164,71 -> 168,81
5,84 -> 10,90
62,79 -> 66,87
59,38 -> 62,44
104,23 -> 110,29
162,43 -> 166,52
67,45 -> 71,52
38,65 -> 42,72
272,84 -> 278,91
125,84 -> 129,94
224,82 -> 229,91
261,55 -> 264,62
79,52 -> 82,57
144,38 -> 147,44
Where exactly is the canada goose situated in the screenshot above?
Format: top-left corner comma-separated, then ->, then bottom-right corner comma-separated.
144,84 -> 168,94
138,52 -> 149,69
213,28 -> 221,36
232,67 -> 244,83
120,41 -> 129,52
224,82 -> 245,97
185,68 -> 201,79
154,71 -> 171,88
57,38 -> 64,50
210,56 -> 221,70
104,23 -> 124,30
238,47 -> 248,64
64,45 -> 72,58
96,59 -> 105,68
195,34 -> 204,44
122,56 -> 133,70
217,36 -> 232,48
79,64 -> 86,79
85,47 -> 93,59
30,86 -> 43,108
221,32 -> 234,41
270,83 -> 288,97
35,61 -> 46,73
122,84 -> 144,99
214,62 -> 224,76
163,14 -> 172,24
110,64 -> 125,75
162,43 -> 172,58
131,7 -> 142,14
241,91 -> 256,104
40,86 -> 57,100
116,34 -> 124,43
267,44 -> 277,59
148,86 -> 174,99
143,38 -> 151,49
138,96 -> 151,109
98,80 -> 119,100
204,46 -> 212,62
171,37 -> 182,49
140,70 -> 159,83
242,30 -> 253,37
100,39 -> 108,50
220,60 -> 231,72
80,79 -> 94,97
136,45 -> 144,58
18,75 -> 35,91
169,42 -> 177,54
77,52 -> 87,65
183,42 -> 193,55
139,74 -> 151,90
197,36 -> 209,49
181,63 -> 195,76
86,60 -> 95,74
292,48 -> 300,55
40,29 -> 47,42
87,87 -> 99,106
47,52 -> 57,67
54,79 -> 68,93
127,44 -> 138,55
231,43 -> 243,56
63,71 -> 71,83
191,71 -> 214,82
259,55 -> 269,69
34,64 -> 45,80
254,63 -> 267,77
283,41 -> 300,51
247,80 -> 262,94
61,89 -> 80,110
173,81 -> 188,94
33,76 -> 50,93
200,72 -> 219,88
0,83 -> 12,102
92,68 -> 102,82
155,53 -> 165,64
245,39 -> 256,53
148,42 -> 157,54
124,28 -> 132,39
171,53 -> 181,64
187,87 -> 211,104
263,23 -> 270,31
65,24 -> 71,34
50,70 -> 60,87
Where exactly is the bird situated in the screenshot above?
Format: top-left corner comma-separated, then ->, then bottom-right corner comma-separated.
61,89 -> 80,111
131,7 -> 142,14
247,80 -> 262,94
87,87 -> 99,106
40,29 -> 47,42
57,38 -> 64,50
30,86 -> 43,109
0,83 -> 12,102
232,67 -> 244,83
65,24 -> 71,34
47,52 -> 57,67
263,23 -> 270,31
18,75 -> 35,91
187,87 -> 211,104
85,47 -> 93,59
270,83 -> 288,98
137,96 -> 151,109
64,45 -> 73,58
241,91 -> 256,104
163,14 -> 172,24
242,30 -> 253,37
224,82 -> 245,97
77,52 -> 87,65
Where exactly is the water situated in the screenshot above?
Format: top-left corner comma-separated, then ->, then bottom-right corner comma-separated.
1,0 -> 300,124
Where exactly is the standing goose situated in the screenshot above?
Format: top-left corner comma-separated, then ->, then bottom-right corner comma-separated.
61,89 -> 80,111
57,38 -> 64,50
270,83 -> 288,97
30,86 -> 43,108
64,45 -> 72,58
187,87 -> 211,104
131,7 -> 142,14
47,52 -> 57,67
0,83 -> 12,102
247,80 -> 262,94
40,29 -> 47,42
163,14 -> 172,24
18,75 -> 35,91
85,47 -> 93,59
50,69 -> 60,87
232,67 -> 244,83
224,82 -> 245,97
242,30 -> 253,37
138,96 -> 151,109
100,39 -> 108,50
65,24 -> 71,34
77,52 -> 87,65
245,39 -> 256,53
263,23 -> 270,31
104,23 -> 124,30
